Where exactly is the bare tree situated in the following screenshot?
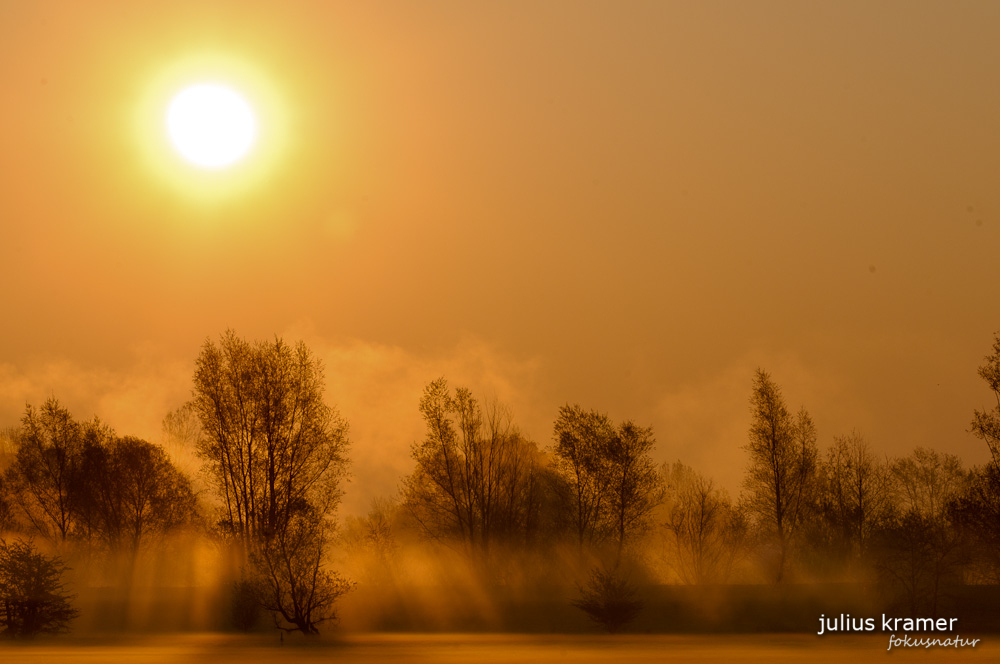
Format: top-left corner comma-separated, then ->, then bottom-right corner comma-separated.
161,402 -> 205,483
553,405 -> 616,547
606,421 -> 661,559
404,378 -> 542,554
874,448 -> 969,618
0,429 -> 16,533
4,400 -> 83,542
971,331 -> 1000,473
663,463 -> 748,584
821,431 -> 891,560
553,405 -> 661,558
74,435 -> 198,558
191,331 -> 351,635
743,369 -> 818,582
192,331 -> 349,544
891,448 -> 967,519
251,511 -> 353,635
954,333 -> 1000,580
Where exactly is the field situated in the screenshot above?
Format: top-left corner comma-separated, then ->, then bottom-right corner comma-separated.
0,634 -> 994,664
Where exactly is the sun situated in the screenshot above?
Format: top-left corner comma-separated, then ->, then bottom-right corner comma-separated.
166,83 -> 257,170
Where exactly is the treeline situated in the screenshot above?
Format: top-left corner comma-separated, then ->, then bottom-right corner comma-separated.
1,331 -> 1000,636
353,356 -> 1000,627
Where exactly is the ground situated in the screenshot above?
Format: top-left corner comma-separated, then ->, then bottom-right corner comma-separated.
0,634 -> 994,664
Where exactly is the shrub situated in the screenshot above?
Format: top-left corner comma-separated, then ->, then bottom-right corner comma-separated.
0,539 -> 78,638
572,566 -> 643,634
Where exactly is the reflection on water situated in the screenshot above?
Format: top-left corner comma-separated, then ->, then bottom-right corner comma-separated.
0,634 -> 993,664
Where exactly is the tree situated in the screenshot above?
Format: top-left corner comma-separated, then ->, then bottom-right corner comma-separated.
192,331 -> 349,545
553,405 -> 617,547
0,539 -> 78,637
873,448 -> 969,617
971,331 -> 1000,473
891,448 -> 966,519
662,463 -> 748,584
743,369 -> 818,582
951,464 -> 1000,582
605,421 -> 661,558
161,402 -> 205,483
191,331 -> 351,635
4,400 -> 83,542
0,429 -> 15,531
73,434 -> 198,558
404,378 -> 542,554
819,431 -> 891,562
962,332 -> 1000,579
250,511 -> 353,635
553,405 -> 661,556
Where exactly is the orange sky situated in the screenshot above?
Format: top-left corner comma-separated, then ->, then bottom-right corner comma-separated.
2,1 -> 999,513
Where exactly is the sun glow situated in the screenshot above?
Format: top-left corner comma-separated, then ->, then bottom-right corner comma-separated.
134,52 -> 292,202
166,84 -> 257,169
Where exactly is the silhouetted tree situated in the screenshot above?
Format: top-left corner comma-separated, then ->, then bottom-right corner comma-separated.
873,448 -> 969,617
192,331 -> 349,544
250,511 -> 353,635
553,405 -> 617,547
605,421 -> 661,558
4,400 -> 84,542
819,431 -> 891,562
191,331 -> 351,635
73,434 -> 198,558
743,370 -> 818,582
971,331 -> 1000,473
404,378 -> 542,553
0,482 -> 11,535
0,429 -> 18,532
0,539 -> 78,638
960,332 -> 1000,579
553,406 -> 661,556
662,463 -> 748,584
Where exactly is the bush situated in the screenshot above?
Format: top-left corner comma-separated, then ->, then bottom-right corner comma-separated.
0,539 -> 78,638
572,566 -> 643,634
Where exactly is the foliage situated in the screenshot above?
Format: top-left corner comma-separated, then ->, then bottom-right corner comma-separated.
571,566 -> 643,634
0,539 -> 78,638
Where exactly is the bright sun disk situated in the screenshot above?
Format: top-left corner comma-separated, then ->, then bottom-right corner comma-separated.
166,83 -> 257,169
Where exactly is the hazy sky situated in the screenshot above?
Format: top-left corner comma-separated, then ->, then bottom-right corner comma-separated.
2,1 -> 999,513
